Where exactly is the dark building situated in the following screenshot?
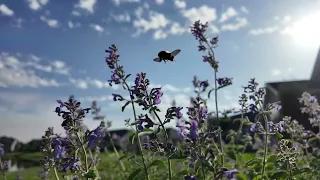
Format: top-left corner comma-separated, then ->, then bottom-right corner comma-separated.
264,48 -> 320,133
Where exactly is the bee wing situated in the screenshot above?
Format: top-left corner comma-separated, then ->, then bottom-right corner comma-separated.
153,57 -> 162,62
171,49 -> 181,56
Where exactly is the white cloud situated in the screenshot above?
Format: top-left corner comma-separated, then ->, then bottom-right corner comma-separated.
40,16 -> 59,28
274,15 -> 291,24
71,10 -> 81,16
219,7 -> 238,23
25,61 -> 52,72
110,12 -> 131,23
168,22 -> 186,35
68,21 -> 81,29
0,4 -> 14,16
154,29 -> 168,40
182,5 -> 217,24
51,60 -> 70,75
0,53 -> 60,88
240,6 -> 249,14
271,69 -> 282,76
133,11 -> 170,35
249,26 -> 279,35
90,24 -> 104,32
174,0 -> 186,9
69,77 -> 88,89
111,0 -> 140,6
155,0 -> 164,5
27,0 -> 49,11
221,17 -> 248,31
75,0 -> 96,13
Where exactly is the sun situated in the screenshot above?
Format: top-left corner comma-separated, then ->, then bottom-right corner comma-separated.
284,12 -> 320,47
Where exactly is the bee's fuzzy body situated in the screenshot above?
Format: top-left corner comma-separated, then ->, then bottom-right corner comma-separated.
153,49 -> 181,63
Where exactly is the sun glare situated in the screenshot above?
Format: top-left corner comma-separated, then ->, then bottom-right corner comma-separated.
285,12 -> 320,47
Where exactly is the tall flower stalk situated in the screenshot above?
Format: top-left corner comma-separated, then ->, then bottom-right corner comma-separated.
191,20 -> 231,166
105,45 -> 150,180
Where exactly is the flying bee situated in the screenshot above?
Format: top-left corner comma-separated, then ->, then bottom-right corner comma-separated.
153,49 -> 181,63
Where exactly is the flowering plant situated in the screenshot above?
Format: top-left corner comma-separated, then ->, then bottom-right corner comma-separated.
1,20 -> 320,180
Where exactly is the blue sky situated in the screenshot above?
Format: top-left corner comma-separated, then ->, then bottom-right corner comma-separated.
1,0 -> 320,142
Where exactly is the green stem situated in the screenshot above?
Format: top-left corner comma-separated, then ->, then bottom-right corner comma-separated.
214,70 -> 224,166
53,167 -> 60,180
261,114 -> 268,178
201,166 -> 206,180
153,111 -> 172,180
124,82 -> 150,180
76,133 -> 89,172
0,158 -> 7,180
204,39 -> 224,166
107,131 -> 126,171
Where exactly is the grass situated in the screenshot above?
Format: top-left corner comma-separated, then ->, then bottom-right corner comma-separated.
2,151 -> 258,180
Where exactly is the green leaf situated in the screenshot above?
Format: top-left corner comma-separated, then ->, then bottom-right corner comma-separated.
252,175 -> 262,180
148,160 -> 165,169
276,131 -> 283,139
236,173 -> 248,180
226,149 -> 236,160
292,167 -> 311,176
245,158 -> 261,167
169,150 -> 187,159
128,132 -> 136,144
271,171 -> 288,179
127,168 -> 142,180
84,170 -> 97,179
124,74 -> 131,81
122,101 -> 131,112
142,128 -> 153,132
308,137 -> 320,144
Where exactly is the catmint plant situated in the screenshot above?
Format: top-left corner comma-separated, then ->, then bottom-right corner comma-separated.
39,96 -> 106,180
0,143 -> 8,180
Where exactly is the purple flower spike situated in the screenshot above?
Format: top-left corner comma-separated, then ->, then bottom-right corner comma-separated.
0,143 -> 5,156
175,107 -> 183,119
153,88 -> 163,105
57,100 -> 64,107
189,120 -> 199,140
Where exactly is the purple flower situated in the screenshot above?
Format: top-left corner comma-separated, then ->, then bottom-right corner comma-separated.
310,96 -> 317,103
152,88 -> 163,105
199,80 -> 209,88
135,73 -> 143,87
0,143 -> 4,156
199,106 -> 208,119
88,126 -> 106,149
105,44 -> 118,69
108,70 -> 121,86
52,138 -> 66,160
190,20 -> 209,41
217,77 -> 233,88
137,119 -> 144,131
175,107 -> 183,119
203,56 -> 210,62
250,123 -> 257,132
189,163 -> 195,169
176,125 -> 186,139
60,157 -> 81,172
189,120 -> 198,140
277,121 -> 284,132
224,169 -> 238,180
57,100 -> 64,107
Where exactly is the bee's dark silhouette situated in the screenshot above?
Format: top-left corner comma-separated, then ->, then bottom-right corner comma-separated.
153,49 -> 181,63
